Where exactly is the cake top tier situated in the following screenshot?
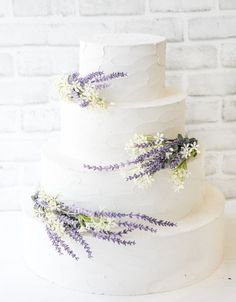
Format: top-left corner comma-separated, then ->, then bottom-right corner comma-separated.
79,33 -> 166,105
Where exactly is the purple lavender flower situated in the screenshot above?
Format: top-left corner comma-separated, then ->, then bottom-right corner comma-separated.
79,99 -> 90,108
91,71 -> 127,84
68,229 -> 92,258
169,153 -> 183,169
91,229 -> 136,246
68,72 -> 80,84
134,141 -> 157,149
81,71 -> 105,84
46,226 -> 63,255
46,226 -> 79,260
94,82 -> 110,90
118,221 -> 157,233
57,214 -> 78,228
83,160 -> 129,172
62,70 -> 128,108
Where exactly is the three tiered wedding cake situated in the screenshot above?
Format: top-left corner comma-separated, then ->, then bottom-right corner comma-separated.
23,34 -> 225,295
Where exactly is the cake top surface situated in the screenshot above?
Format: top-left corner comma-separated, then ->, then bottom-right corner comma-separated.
80,33 -> 166,46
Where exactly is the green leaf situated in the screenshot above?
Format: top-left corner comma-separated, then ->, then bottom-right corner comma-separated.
31,191 -> 39,201
79,214 -> 91,222
145,135 -> 155,142
177,159 -> 187,170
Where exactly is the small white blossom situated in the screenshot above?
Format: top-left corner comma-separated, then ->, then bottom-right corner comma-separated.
189,141 -> 200,155
155,132 -> 165,144
180,144 -> 192,159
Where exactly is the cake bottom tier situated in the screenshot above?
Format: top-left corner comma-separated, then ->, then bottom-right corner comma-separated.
22,183 -> 225,296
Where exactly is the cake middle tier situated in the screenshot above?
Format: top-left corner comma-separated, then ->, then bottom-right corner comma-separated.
41,143 -> 204,220
60,88 -> 185,164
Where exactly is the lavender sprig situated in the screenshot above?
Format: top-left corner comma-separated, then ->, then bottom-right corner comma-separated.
46,226 -> 80,260
94,210 -> 176,227
117,221 -> 157,233
83,133 -> 200,191
57,70 -> 127,109
68,229 -> 93,258
46,226 -> 63,255
32,191 -> 176,261
91,229 -> 136,246
90,72 -> 127,83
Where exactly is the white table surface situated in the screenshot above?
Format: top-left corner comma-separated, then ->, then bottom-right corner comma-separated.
1,201 -> 236,302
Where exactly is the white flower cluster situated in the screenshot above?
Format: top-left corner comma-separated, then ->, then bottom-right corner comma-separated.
124,133 -> 165,188
84,216 -> 117,232
56,75 -> 73,101
36,191 -> 65,235
35,190 -> 118,236
180,141 -> 200,159
126,132 -> 164,158
38,191 -> 58,207
170,167 -> 191,192
56,75 -> 107,109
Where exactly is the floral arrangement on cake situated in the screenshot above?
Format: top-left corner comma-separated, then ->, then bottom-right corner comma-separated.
84,133 -> 200,191
32,191 -> 176,261
56,71 -> 127,109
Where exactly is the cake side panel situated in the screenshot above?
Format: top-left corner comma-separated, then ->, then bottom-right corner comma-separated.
60,97 -> 186,164
79,38 -> 166,103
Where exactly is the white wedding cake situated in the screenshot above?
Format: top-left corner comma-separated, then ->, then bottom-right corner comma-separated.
22,34 -> 225,295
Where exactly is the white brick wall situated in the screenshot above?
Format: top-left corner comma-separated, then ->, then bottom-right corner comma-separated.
115,18 -> 184,42
0,79 -> 49,105
0,0 -> 236,210
187,71 -> 236,95
189,16 -> 236,40
0,24 -> 48,46
220,0 -> 236,10
79,0 -> 145,16
221,43 -> 236,67
166,45 -> 217,70
150,0 -> 214,12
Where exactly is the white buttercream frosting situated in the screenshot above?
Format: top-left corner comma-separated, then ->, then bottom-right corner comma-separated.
79,34 -> 166,104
